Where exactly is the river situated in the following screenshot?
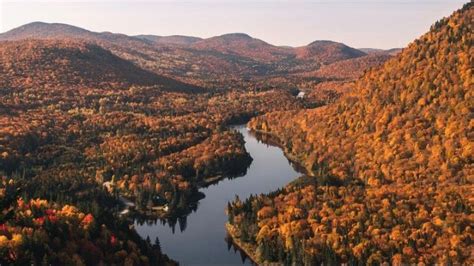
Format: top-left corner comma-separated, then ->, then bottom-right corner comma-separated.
135,125 -> 301,265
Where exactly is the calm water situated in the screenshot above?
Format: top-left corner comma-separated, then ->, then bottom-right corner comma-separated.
135,125 -> 301,265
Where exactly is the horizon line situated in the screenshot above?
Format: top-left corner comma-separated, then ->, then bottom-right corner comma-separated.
0,20 -> 404,50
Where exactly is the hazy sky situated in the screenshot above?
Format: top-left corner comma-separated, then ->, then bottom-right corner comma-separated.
0,0 -> 465,49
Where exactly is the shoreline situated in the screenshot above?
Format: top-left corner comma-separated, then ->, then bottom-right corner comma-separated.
225,223 -> 260,265
224,127 -> 307,266
226,223 -> 286,266
248,128 -> 311,176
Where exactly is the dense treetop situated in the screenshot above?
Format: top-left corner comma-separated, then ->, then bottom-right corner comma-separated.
231,3 -> 473,265
0,23 -> 386,91
250,2 -> 473,185
0,39 -> 199,91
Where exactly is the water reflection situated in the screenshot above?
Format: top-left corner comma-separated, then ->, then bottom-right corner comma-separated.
134,158 -> 252,232
225,234 -> 257,265
248,130 -> 308,174
134,125 -> 302,265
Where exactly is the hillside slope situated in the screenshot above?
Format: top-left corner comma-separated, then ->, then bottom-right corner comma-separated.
191,33 -> 293,62
0,23 -> 377,92
0,39 -> 197,91
0,22 -> 92,40
230,3 -> 473,265
311,54 -> 393,80
251,3 -> 472,184
296,40 -> 366,64
359,47 -> 402,56
0,22 -> 151,47
135,34 -> 202,45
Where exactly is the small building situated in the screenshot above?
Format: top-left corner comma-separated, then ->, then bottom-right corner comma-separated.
296,91 -> 305,99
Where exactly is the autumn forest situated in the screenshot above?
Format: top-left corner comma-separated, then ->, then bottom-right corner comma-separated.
0,2 -> 472,265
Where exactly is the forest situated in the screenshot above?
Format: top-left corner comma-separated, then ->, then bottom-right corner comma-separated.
0,37 -> 312,264
228,3 -> 473,265
0,2 -> 471,264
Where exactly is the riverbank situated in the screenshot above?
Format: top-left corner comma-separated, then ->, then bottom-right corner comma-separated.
135,125 -> 302,265
249,129 -> 311,176
226,223 -> 288,266
225,223 -> 259,265
225,224 -> 259,265
223,128 -> 312,265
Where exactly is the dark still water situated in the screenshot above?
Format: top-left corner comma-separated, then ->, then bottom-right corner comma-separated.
135,125 -> 301,265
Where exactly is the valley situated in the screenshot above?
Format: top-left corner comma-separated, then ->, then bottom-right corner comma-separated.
228,4 -> 473,265
0,2 -> 472,265
135,125 -> 302,265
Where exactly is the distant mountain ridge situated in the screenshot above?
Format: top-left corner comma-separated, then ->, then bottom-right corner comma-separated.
134,34 -> 203,45
0,22 -> 150,47
0,39 -> 199,91
0,21 -> 393,90
359,47 -> 402,55
0,22 -> 376,61
296,40 -> 367,64
0,22 -> 91,39
190,33 -> 293,62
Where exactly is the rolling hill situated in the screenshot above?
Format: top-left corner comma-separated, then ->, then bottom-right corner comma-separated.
0,39 -> 198,91
191,33 -> 293,62
230,2 -> 473,264
0,23 -> 370,69
311,53 -> 393,79
252,3 -> 473,183
296,40 -> 367,64
0,22 -> 151,47
0,22 -> 382,93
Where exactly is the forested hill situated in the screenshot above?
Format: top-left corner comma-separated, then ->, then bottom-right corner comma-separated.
0,39 -> 199,91
250,2 -> 472,185
229,3 -> 473,265
295,40 -> 367,64
0,22 -> 380,92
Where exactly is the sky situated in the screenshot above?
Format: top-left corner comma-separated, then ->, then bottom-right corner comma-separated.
0,0 -> 466,49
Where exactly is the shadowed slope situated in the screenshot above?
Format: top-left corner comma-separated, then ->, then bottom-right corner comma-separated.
0,39 -> 201,92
